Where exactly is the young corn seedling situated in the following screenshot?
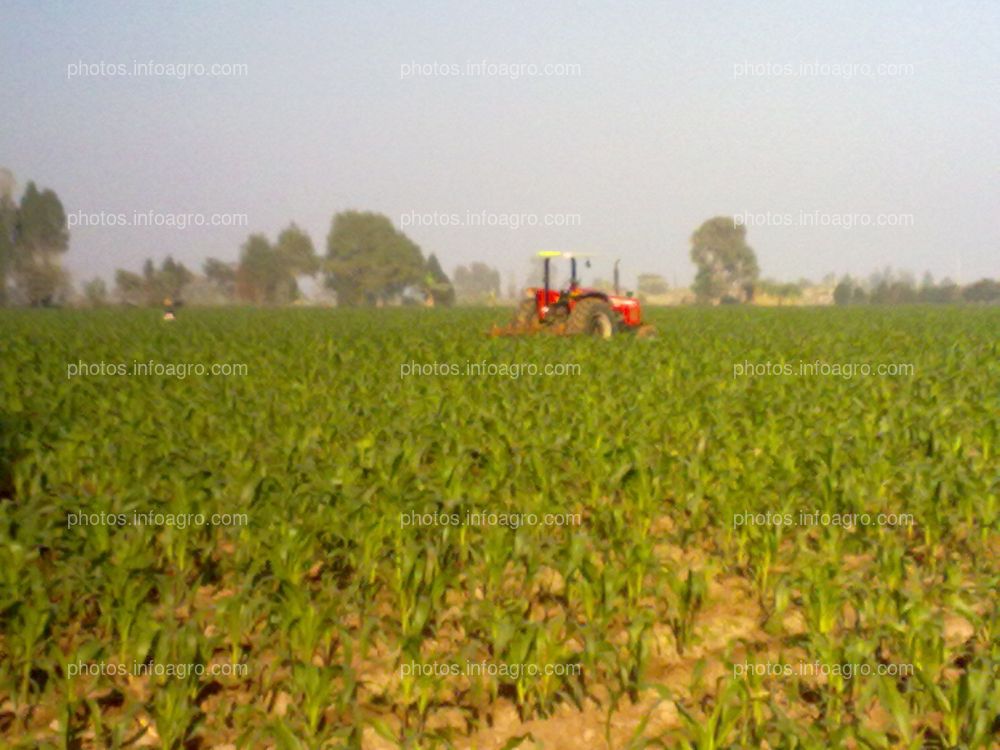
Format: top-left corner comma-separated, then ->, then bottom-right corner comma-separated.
666,568 -> 707,655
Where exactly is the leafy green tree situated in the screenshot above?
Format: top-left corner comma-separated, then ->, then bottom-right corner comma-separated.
10,181 -> 71,306
422,253 -> 454,306
138,256 -> 193,304
922,278 -> 962,304
159,256 -> 194,300
237,234 -> 282,303
14,182 -> 69,256
14,256 -> 71,306
690,217 -> 759,303
325,211 -> 425,306
834,276 -> 870,305
868,269 -> 917,305
237,224 -> 318,304
833,277 -> 854,306
0,208 -> 14,306
82,277 -> 109,307
276,223 -> 320,277
962,278 -> 1000,303
0,169 -> 16,305
453,262 -> 501,304
115,269 -> 145,305
203,257 -> 237,298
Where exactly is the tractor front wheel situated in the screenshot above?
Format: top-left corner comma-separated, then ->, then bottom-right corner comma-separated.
566,298 -> 615,338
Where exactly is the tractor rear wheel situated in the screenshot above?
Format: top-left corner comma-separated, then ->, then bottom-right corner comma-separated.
566,297 -> 615,338
546,302 -> 570,328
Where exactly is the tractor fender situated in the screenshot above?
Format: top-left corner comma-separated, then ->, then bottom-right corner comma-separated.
572,291 -> 610,303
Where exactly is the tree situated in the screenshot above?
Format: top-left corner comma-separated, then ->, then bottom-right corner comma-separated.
0,169 -> 16,305
922,277 -> 962,304
158,256 -> 194,300
690,217 -> 759,303
834,276 -> 871,305
10,181 -> 71,306
82,277 -> 109,307
203,257 -> 237,298
422,253 -> 455,306
637,273 -> 669,297
115,269 -> 145,305
236,224 -> 319,304
13,256 -> 71,306
276,223 -> 320,276
236,234 -> 283,303
136,256 -> 193,304
453,262 -> 501,304
325,211 -> 426,306
833,277 -> 854,306
15,182 -> 69,256
869,268 -> 916,304
275,222 -> 320,302
963,278 -> 1000,303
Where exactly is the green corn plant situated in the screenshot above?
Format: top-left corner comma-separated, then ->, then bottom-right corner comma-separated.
914,660 -> 1000,747
674,678 -> 742,750
11,599 -> 51,706
665,568 -> 707,655
802,564 -> 841,636
152,677 -> 201,750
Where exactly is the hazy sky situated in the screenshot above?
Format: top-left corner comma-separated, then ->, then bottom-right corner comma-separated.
3,0 -> 998,289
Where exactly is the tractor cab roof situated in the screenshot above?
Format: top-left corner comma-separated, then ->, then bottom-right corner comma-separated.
537,251 -> 596,259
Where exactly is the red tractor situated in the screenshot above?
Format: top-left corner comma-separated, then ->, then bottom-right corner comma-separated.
511,251 -> 645,337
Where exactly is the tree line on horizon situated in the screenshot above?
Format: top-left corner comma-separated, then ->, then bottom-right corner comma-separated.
2,171 -> 998,308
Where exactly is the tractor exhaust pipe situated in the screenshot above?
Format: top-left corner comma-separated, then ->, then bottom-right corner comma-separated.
614,259 -> 620,295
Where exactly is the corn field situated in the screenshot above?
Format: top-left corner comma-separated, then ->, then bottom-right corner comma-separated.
0,306 -> 997,748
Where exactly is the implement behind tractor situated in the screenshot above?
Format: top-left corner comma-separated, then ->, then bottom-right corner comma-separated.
496,251 -> 654,338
